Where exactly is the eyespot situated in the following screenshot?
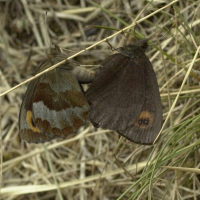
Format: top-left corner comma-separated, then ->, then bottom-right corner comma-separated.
134,111 -> 154,129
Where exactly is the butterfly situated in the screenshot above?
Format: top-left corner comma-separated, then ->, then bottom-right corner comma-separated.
85,39 -> 162,145
19,45 -> 94,143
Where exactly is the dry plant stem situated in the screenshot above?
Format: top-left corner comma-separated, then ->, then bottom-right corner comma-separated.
0,0 -> 178,98
21,0 -> 43,47
93,159 -> 109,200
80,137 -> 86,200
0,97 -> 2,190
1,130 -> 109,170
1,161 -> 147,195
154,46 -> 200,144
85,0 -> 116,22
43,145 -> 64,200
114,154 -> 135,180
159,42 -> 174,126
160,88 -> 200,97
160,68 -> 185,92
162,166 -> 200,174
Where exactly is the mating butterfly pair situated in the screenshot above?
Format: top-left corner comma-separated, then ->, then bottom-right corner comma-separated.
19,39 -> 162,145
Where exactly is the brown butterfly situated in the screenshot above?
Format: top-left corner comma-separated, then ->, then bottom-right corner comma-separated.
19,45 -> 94,143
85,39 -> 162,145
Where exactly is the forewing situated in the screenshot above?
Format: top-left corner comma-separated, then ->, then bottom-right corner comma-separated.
85,53 -> 146,131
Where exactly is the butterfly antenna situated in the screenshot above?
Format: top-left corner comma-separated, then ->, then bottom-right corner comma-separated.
106,39 -> 117,51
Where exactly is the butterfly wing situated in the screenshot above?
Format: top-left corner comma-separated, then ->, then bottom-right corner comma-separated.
86,53 -> 146,130
86,52 -> 162,144
19,74 -> 54,143
117,53 -> 162,144
19,64 -> 89,143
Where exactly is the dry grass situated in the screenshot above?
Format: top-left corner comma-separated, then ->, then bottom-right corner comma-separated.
1,0 -> 200,200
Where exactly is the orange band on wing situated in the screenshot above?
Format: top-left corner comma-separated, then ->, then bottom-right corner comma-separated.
26,110 -> 41,133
